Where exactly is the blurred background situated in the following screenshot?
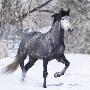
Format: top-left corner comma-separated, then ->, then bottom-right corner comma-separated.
0,0 -> 90,59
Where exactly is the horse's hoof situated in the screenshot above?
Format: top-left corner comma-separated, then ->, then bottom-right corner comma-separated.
21,76 -> 25,81
54,72 -> 64,78
43,83 -> 47,88
21,72 -> 26,81
43,86 -> 47,88
21,78 -> 25,81
54,72 -> 59,78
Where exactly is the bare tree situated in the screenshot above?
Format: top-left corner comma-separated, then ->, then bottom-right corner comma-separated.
0,0 -> 90,54
0,0 -> 53,38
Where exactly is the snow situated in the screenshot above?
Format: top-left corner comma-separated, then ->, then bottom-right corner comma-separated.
0,54 -> 90,90
40,26 -> 51,33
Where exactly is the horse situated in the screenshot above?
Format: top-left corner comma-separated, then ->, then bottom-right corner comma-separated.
5,8 -> 73,88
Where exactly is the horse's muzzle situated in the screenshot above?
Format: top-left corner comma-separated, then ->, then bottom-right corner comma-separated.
68,28 -> 73,34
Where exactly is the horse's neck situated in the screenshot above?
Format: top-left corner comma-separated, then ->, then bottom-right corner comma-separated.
49,21 -> 64,44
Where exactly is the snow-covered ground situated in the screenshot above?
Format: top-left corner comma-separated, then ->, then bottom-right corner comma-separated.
0,54 -> 90,90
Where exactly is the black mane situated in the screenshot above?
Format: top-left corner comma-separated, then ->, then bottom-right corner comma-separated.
52,8 -> 70,25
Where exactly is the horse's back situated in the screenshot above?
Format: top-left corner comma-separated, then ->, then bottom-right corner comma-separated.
19,31 -> 44,56
23,31 -> 42,39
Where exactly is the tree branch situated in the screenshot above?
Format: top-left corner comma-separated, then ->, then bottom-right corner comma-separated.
37,10 -> 54,13
20,0 -> 53,19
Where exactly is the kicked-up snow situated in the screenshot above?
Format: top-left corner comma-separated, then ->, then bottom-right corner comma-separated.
0,54 -> 90,90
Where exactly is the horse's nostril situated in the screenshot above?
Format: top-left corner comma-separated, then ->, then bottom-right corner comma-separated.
71,29 -> 73,32
68,29 -> 73,32
68,29 -> 71,32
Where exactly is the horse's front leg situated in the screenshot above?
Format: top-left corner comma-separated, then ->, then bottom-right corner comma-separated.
43,60 -> 48,88
54,54 -> 70,78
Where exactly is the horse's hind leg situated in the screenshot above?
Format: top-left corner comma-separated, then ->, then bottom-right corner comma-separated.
25,57 -> 37,71
23,56 -> 37,79
54,54 -> 70,78
19,55 -> 27,81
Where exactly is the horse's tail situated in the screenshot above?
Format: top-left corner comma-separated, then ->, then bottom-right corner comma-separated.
4,48 -> 21,73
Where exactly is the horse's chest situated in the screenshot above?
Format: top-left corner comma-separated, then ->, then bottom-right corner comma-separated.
47,44 -> 65,60
57,45 -> 65,54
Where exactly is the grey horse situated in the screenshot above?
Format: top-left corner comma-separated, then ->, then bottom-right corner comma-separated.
5,8 -> 73,88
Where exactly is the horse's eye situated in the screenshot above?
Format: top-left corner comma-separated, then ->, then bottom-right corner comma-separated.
61,18 -> 64,20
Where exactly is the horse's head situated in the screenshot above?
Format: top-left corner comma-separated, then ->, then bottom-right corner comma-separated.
52,8 -> 73,33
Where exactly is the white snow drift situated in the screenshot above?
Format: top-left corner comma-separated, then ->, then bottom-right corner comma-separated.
0,54 -> 90,90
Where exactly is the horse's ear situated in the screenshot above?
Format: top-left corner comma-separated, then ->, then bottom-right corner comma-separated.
68,8 -> 70,13
60,8 -> 63,12
52,13 -> 56,18
67,8 -> 70,15
52,14 -> 54,18
58,8 -> 63,14
61,8 -> 63,11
